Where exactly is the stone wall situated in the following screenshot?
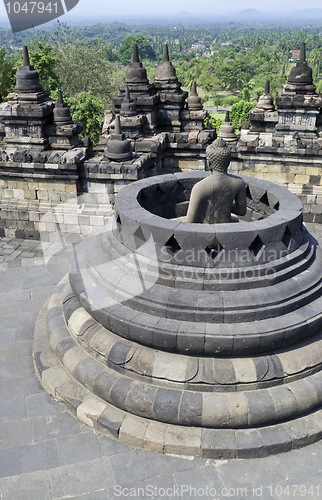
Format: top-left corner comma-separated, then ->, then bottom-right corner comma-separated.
2,149 -> 322,242
0,176 -> 113,241
231,153 -> 322,223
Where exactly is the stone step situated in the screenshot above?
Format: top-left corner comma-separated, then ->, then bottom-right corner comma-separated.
33,295 -> 322,459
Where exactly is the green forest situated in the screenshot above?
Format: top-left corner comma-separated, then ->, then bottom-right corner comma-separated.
1,20 -> 322,143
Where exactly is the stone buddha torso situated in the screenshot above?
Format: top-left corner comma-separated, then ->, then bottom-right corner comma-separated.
186,138 -> 246,224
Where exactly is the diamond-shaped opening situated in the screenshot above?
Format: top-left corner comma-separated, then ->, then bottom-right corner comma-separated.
115,213 -> 122,232
274,201 -> 280,211
164,235 -> 181,255
246,185 -> 252,200
282,226 -> 293,249
138,190 -> 148,202
260,191 -> 269,206
133,226 -> 146,248
205,239 -> 223,260
249,235 -> 265,258
156,184 -> 164,194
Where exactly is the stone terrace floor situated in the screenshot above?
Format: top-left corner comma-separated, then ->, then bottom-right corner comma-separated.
1,224 -> 322,500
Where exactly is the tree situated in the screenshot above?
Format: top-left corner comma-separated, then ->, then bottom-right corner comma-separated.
55,42 -> 124,107
28,43 -> 60,95
206,113 -> 224,133
0,49 -> 16,99
118,35 -> 156,65
66,91 -> 105,145
230,100 -> 253,130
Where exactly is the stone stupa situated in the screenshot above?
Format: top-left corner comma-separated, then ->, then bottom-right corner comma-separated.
34,136 -> 322,459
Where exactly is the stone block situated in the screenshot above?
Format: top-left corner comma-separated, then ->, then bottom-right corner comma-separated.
97,404 -> 125,437
285,414 -> 322,448
108,341 -> 133,366
177,322 -> 205,355
29,211 -> 40,221
259,426 -> 292,454
76,398 -> 106,428
62,346 -> 88,375
124,382 -> 156,419
178,391 -> 203,426
235,429 -> 265,458
295,174 -> 310,184
202,392 -> 228,427
201,429 -> 236,459
109,377 -> 133,410
246,390 -> 276,426
72,356 -> 104,391
90,215 -> 105,226
119,413 -> 149,447
233,358 -> 257,384
288,378 -> 319,414
55,337 -> 76,361
128,313 -> 158,346
213,357 -> 236,385
152,318 -> 178,351
153,387 -> 181,424
64,214 -> 79,225
68,307 -> 95,337
152,350 -> 188,382
93,370 -> 119,402
144,420 -> 166,452
226,392 -> 249,427
164,425 -> 202,456
13,189 -> 24,199
37,191 -> 49,200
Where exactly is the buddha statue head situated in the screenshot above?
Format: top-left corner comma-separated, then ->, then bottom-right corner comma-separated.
206,137 -> 231,173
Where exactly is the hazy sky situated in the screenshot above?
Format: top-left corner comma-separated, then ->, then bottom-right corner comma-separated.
2,0 -> 322,22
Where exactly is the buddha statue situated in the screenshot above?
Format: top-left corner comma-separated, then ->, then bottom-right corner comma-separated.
186,138 -> 246,224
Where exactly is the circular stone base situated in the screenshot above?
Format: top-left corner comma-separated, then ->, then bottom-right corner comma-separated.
33,173 -> 322,459
33,277 -> 322,460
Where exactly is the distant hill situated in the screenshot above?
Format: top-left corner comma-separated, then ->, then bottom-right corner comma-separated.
238,9 -> 266,17
293,8 -> 322,18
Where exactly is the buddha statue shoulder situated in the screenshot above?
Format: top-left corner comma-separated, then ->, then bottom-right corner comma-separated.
186,138 -> 247,224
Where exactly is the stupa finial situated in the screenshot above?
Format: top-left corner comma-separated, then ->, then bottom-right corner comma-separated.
53,88 -> 74,126
299,43 -> 306,63
114,114 -> 121,135
218,112 -> 238,142
133,44 -> 139,63
124,85 -> 130,100
22,46 -> 30,66
190,81 -> 197,96
187,81 -> 203,110
57,89 -> 63,105
120,85 -> 137,116
254,80 -> 275,112
154,43 -> 178,85
106,114 -> 132,161
14,44 -> 44,94
163,44 -> 170,62
125,44 -> 149,84
284,41 -> 314,91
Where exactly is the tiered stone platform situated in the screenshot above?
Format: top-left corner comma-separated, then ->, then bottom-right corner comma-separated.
34,173 -> 322,458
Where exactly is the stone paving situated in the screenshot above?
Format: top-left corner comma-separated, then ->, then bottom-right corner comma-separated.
1,226 -> 322,499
